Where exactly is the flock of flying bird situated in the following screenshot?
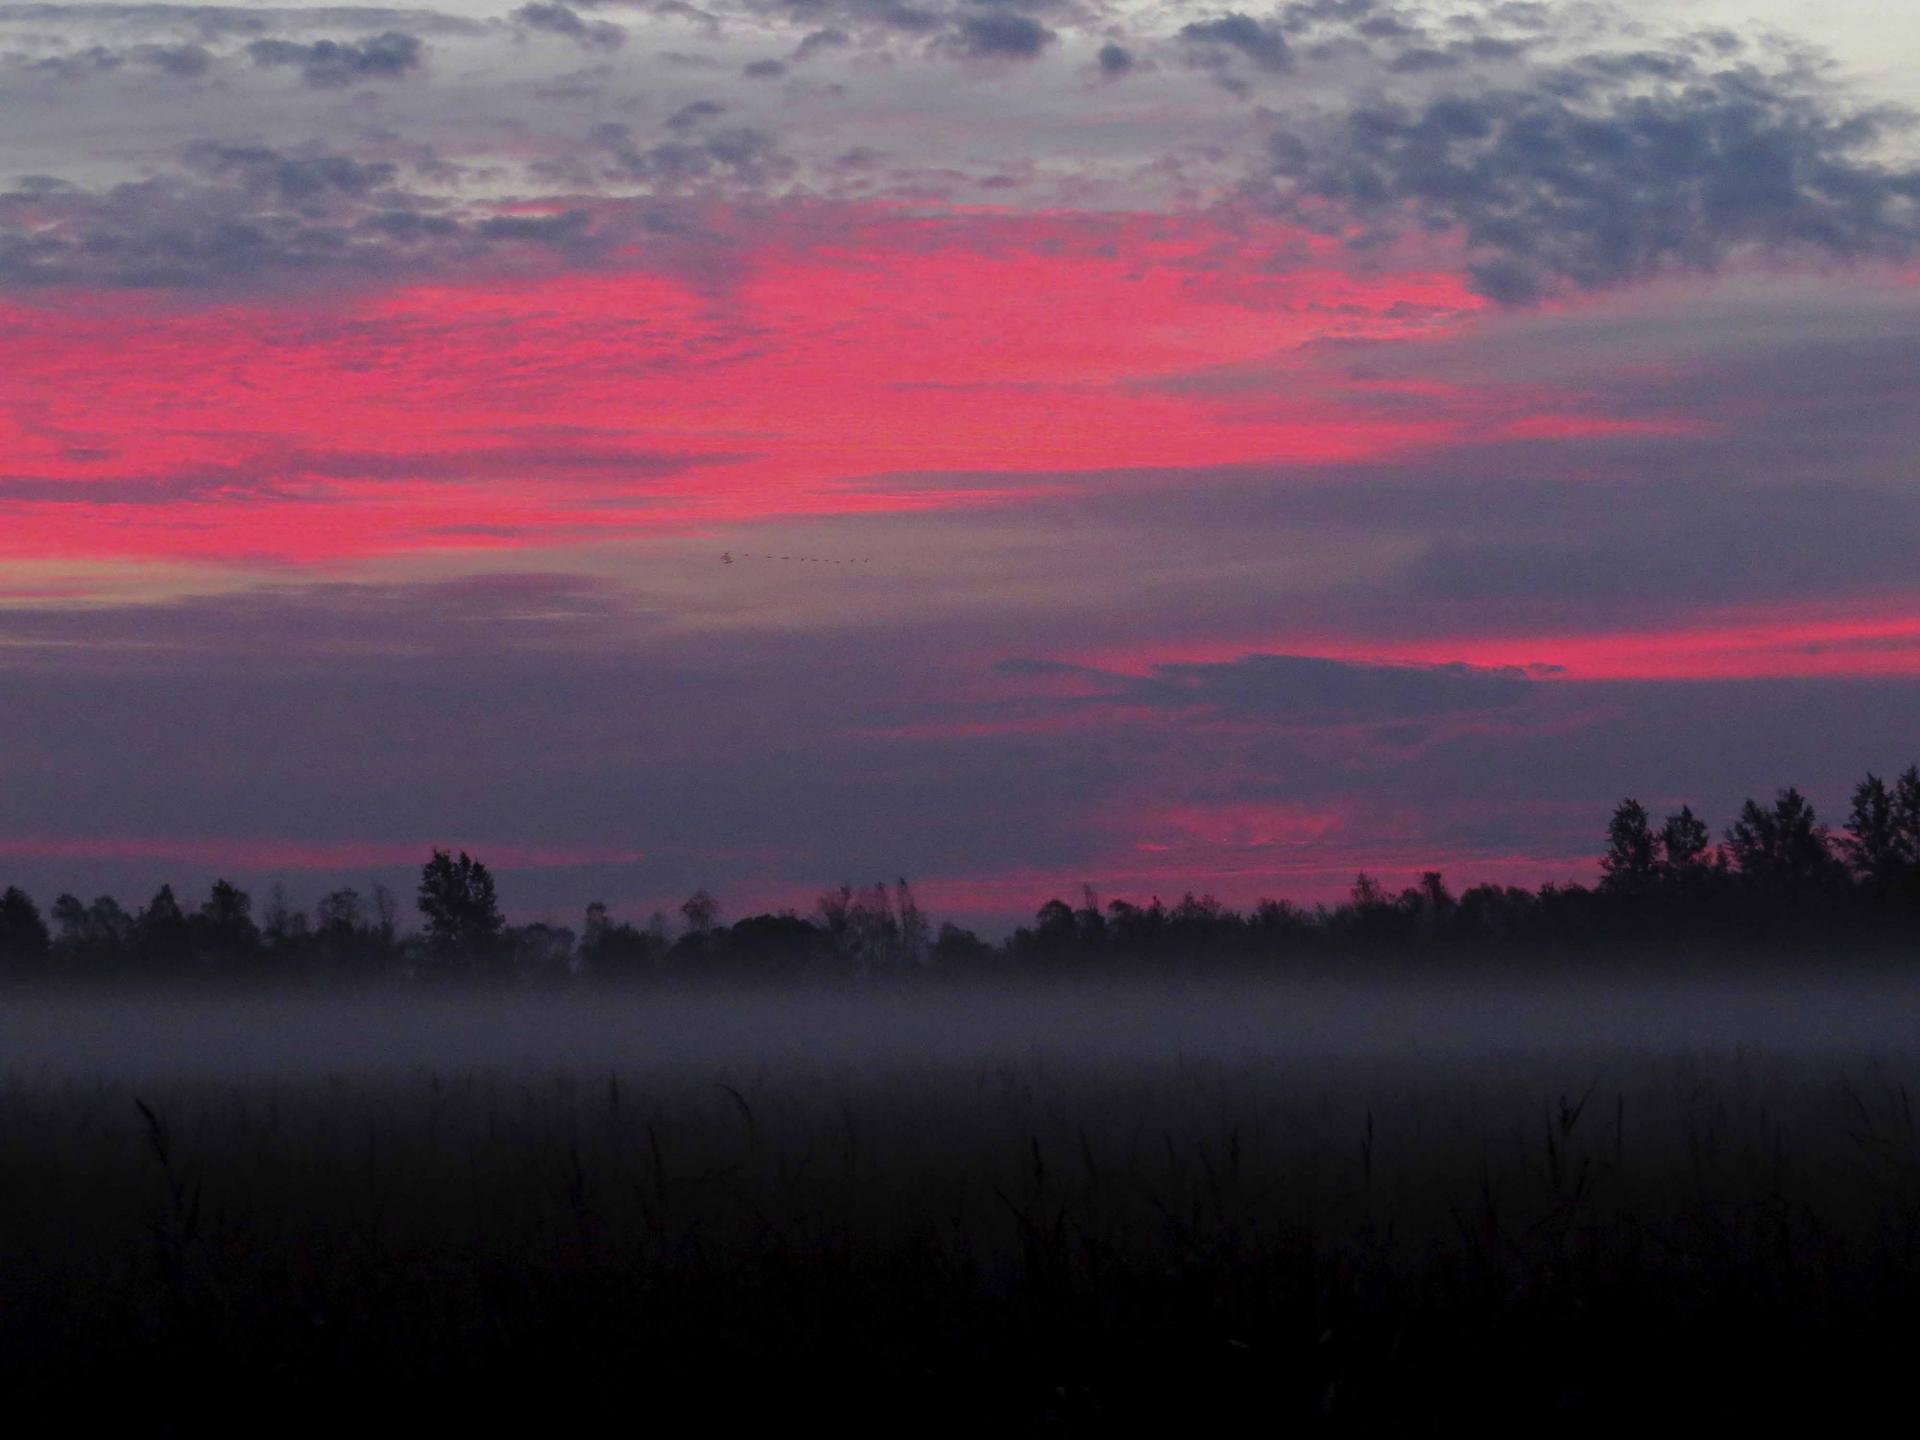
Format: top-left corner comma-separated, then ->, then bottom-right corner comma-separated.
721,552 -> 872,566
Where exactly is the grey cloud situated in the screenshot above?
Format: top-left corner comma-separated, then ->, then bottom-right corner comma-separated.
947,11 -> 1053,59
1096,42 -> 1132,78
184,142 -> 399,200
666,97 -> 727,130
513,2 -> 625,49
794,26 -> 849,58
246,30 -> 423,87
743,57 -> 787,78
1073,652 -> 1537,724
1180,13 -> 1292,74
1385,46 -> 1455,74
0,144 -> 609,289
135,41 -> 214,75
0,6 -> 481,37
1280,0 -> 1392,28
12,45 -> 120,78
1264,56 -> 1920,302
768,0 -> 941,36
593,120 -> 794,189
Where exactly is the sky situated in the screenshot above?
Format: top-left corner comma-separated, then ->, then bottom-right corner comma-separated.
1,0 -> 1918,930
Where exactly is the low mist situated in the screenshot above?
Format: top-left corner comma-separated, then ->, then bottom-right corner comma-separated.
8,967 -> 1920,1083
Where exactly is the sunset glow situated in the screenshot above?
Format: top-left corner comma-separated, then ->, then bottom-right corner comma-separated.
4,1 -> 1919,921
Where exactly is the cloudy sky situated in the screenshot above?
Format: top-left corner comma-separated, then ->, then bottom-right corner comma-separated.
2,1 -> 1917,928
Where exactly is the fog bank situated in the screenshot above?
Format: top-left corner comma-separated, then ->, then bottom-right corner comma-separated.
4,970 -> 1920,1082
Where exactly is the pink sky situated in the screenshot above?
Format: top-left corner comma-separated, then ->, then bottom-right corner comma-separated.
3,2 -> 1919,926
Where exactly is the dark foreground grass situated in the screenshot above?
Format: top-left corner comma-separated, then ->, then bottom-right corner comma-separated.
5,1041 -> 1920,1432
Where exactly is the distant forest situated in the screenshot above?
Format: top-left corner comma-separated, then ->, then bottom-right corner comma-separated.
4,767 -> 1920,979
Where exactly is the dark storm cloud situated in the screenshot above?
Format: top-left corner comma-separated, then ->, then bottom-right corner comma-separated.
513,1 -> 626,48
246,30 -> 424,87
1262,55 -> 1920,302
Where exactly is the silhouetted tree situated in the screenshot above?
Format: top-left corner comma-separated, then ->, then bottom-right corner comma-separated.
1725,788 -> 1842,895
135,884 -> 193,965
1600,799 -> 1660,895
895,878 -> 930,965
724,912 -> 823,967
1249,897 -> 1320,953
262,883 -> 309,953
417,850 -> 505,957
506,922 -> 576,982
1072,886 -> 1108,951
1413,872 -> 1455,935
581,900 -> 613,962
931,921 -> 993,966
1030,898 -> 1076,956
0,886 -> 50,964
679,888 -> 720,938
52,894 -> 131,961
1895,767 -> 1920,848
315,887 -> 364,949
371,884 -> 399,949
193,879 -> 260,961
1455,883 -> 1539,943
579,901 -> 658,975
816,883 -> 911,970
1341,872 -> 1413,948
1105,896 -> 1169,955
1842,774 -> 1907,894
1658,806 -> 1715,879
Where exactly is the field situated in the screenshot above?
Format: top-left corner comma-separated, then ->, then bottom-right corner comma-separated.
4,971 -> 1920,1430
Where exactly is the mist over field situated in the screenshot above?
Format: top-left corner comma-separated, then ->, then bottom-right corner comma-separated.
6,965 -> 1920,1428
6,966 -> 1920,1083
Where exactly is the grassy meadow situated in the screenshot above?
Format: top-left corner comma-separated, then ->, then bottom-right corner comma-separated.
3,974 -> 1920,1429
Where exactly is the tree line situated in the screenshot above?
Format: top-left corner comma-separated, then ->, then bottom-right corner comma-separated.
2,767 -> 1919,980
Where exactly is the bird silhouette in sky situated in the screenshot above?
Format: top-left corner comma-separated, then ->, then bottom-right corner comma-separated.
723,551 -> 872,565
